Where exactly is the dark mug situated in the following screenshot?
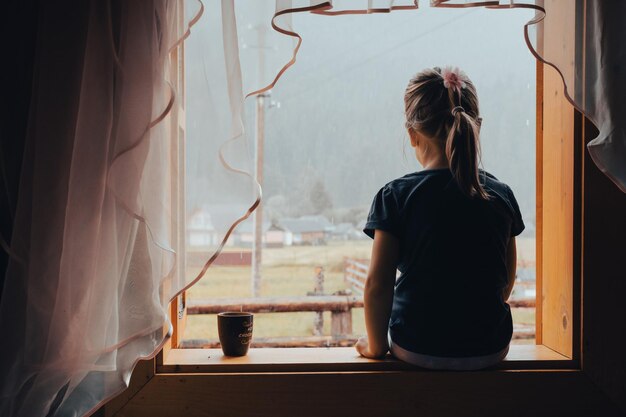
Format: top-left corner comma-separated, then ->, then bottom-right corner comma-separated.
217,312 -> 253,356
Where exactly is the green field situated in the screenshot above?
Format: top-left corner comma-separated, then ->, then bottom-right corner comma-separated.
183,239 -> 535,343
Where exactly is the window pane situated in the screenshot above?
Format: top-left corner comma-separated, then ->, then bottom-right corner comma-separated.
184,3 -> 536,348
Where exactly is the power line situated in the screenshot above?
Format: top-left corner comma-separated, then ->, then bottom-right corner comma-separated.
278,8 -> 477,104
282,11 -> 421,84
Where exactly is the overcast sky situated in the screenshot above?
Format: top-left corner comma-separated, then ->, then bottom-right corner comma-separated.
186,2 -> 537,233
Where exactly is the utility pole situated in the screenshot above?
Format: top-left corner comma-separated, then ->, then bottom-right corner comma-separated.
252,92 -> 265,297
251,25 -> 267,298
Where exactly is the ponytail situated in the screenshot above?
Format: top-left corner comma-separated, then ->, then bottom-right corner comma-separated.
404,67 -> 488,199
445,109 -> 489,200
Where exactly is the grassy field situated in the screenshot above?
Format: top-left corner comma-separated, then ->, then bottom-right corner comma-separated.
183,239 -> 535,343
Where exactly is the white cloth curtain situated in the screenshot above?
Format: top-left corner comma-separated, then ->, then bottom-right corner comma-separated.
0,0 -> 271,414
0,1 -> 198,415
2,0 -> 624,416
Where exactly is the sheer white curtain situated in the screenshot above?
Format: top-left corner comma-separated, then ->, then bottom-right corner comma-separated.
0,0 -> 276,413
0,1 -> 202,415
0,0 -> 274,413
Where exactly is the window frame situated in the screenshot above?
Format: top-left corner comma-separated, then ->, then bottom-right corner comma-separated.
100,2 -> 626,415
157,0 -> 582,374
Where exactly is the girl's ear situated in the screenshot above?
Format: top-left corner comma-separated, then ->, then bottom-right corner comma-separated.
408,129 -> 418,148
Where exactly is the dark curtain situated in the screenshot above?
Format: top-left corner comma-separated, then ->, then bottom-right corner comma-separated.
0,0 -> 40,300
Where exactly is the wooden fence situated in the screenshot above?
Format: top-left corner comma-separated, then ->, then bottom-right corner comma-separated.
182,261 -> 536,348
344,257 -> 369,296
343,257 -> 536,308
181,335 -> 361,349
184,294 -> 363,348
342,256 -> 536,342
187,250 -> 252,267
188,295 -> 363,335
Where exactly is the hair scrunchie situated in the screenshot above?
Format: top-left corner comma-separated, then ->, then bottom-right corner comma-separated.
451,106 -> 465,116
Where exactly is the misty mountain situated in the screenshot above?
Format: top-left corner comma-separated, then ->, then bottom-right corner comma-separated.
185,4 -> 537,235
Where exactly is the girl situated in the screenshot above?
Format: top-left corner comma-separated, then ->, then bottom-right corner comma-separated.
355,67 -> 524,370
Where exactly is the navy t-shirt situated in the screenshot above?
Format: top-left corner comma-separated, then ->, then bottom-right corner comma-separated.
364,169 -> 525,357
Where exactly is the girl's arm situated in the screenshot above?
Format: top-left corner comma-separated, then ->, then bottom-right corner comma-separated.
502,237 -> 517,301
356,229 -> 400,358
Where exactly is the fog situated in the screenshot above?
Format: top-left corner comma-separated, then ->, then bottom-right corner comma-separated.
186,2 -> 537,235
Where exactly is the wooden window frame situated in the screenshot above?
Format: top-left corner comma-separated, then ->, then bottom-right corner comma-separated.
535,0 -> 584,361
161,0 -> 581,367
103,2 -> 589,414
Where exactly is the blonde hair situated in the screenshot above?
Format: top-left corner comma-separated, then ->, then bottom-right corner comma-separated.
404,67 -> 488,200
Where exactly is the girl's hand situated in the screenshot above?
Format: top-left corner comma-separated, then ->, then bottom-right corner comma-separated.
355,336 -> 386,359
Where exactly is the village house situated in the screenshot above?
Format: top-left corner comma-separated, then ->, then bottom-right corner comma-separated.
186,208 -> 219,247
233,220 -> 287,248
278,215 -> 334,245
330,222 -> 364,240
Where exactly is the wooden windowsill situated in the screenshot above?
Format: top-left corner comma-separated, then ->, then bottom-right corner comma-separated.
159,344 -> 574,374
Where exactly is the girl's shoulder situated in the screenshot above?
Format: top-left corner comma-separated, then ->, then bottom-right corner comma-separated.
479,171 -> 517,199
480,172 -> 523,228
386,169 -> 451,189
379,169 -> 452,207
380,169 -> 518,208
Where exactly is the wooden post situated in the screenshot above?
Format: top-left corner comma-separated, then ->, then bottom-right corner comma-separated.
331,311 -> 352,337
187,295 -> 364,314
312,266 -> 324,335
313,266 -> 324,294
